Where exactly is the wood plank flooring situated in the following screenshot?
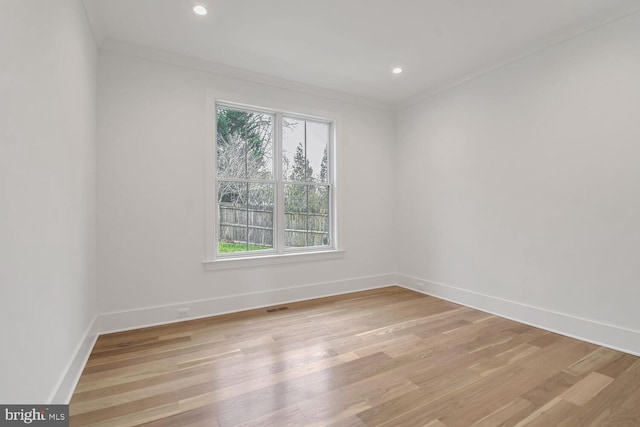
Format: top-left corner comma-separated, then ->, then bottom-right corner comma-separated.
70,287 -> 640,426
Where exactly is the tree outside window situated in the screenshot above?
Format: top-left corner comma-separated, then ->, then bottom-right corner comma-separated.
216,105 -> 332,255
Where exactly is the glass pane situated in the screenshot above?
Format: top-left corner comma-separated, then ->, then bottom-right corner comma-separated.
284,183 -> 308,247
282,117 -> 308,182
282,117 -> 329,183
306,121 -> 329,183
217,107 -> 273,180
308,185 -> 330,246
246,112 -> 273,180
218,181 -> 249,252
283,184 -> 330,248
248,183 -> 274,251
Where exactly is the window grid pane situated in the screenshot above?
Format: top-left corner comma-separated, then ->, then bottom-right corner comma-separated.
248,183 -> 275,251
284,184 -> 330,248
218,181 -> 249,251
218,181 -> 276,253
282,117 -> 329,184
217,108 -> 274,180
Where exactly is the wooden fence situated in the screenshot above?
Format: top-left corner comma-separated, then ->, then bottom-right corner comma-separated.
219,204 -> 329,247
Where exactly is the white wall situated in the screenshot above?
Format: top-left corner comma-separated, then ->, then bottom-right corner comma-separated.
1,0 -> 637,405
396,12 -> 640,349
0,0 -> 97,403
96,51 -> 396,321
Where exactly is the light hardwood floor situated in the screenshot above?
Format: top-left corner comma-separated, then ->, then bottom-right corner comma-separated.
70,287 -> 640,426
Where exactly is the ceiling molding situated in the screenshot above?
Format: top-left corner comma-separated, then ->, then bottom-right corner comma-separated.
88,0 -> 640,111
81,0 -> 106,47
99,39 -> 395,112
397,1 -> 640,111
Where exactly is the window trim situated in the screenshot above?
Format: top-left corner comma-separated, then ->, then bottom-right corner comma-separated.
204,98 -> 340,266
203,249 -> 345,271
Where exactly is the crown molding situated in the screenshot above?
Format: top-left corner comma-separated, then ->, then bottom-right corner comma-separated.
397,1 -> 640,111
99,39 -> 394,112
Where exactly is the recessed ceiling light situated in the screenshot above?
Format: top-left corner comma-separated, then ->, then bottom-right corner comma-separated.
392,67 -> 403,74
193,4 -> 208,15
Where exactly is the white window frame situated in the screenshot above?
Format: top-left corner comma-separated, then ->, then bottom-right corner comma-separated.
204,99 -> 343,269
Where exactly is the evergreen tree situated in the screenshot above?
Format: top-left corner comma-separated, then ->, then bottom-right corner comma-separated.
290,143 -> 313,182
320,147 -> 328,182
216,109 -> 271,160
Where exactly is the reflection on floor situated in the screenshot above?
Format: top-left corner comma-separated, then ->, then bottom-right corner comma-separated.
70,286 -> 640,426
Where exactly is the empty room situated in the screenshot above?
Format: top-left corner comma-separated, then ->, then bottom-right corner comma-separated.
2,0 -> 640,425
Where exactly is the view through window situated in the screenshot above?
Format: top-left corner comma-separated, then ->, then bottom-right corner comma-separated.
216,104 -> 333,256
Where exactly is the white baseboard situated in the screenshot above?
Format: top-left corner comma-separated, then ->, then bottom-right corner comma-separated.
98,273 -> 397,334
53,271 -> 640,403
50,273 -> 395,402
49,315 -> 99,404
395,273 -> 640,357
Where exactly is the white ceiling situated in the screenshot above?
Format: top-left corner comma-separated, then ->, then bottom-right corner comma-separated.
83,0 -> 640,108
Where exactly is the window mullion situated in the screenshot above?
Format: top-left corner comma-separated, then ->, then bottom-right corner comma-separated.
243,121 -> 249,252
304,121 -> 309,246
245,182 -> 250,252
275,113 -> 285,254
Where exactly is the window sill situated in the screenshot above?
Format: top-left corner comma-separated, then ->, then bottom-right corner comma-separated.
203,249 -> 345,271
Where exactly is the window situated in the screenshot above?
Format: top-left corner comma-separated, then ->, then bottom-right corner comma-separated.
214,103 -> 334,258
